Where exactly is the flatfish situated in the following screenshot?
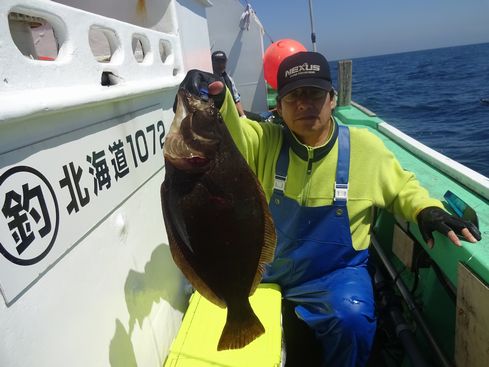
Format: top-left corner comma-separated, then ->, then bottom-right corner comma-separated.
161,90 -> 276,350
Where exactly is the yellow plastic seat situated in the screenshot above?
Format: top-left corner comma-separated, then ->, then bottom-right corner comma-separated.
164,283 -> 282,367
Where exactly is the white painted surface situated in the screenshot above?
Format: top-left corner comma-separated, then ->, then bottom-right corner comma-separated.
0,105 -> 168,302
0,0 -> 184,123
54,0 -> 177,32
0,0 -> 212,366
0,164 -> 189,367
55,0 -> 214,73
0,1 -> 269,365
0,87 -> 190,366
174,0 -> 213,73
0,93 -> 189,366
206,0 -> 268,112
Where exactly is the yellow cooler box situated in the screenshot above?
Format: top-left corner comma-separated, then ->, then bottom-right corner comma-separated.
164,283 -> 282,367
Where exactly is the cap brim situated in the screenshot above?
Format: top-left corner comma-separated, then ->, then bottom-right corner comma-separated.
277,78 -> 332,99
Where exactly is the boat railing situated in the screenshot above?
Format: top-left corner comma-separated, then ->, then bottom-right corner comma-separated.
377,122 -> 489,200
0,0 -> 184,125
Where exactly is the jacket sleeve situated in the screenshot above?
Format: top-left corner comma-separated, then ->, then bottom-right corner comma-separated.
219,89 -> 265,171
367,132 -> 443,222
386,167 -> 443,223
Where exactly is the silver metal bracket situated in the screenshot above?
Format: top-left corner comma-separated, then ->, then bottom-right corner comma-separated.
273,175 -> 286,192
334,182 -> 348,201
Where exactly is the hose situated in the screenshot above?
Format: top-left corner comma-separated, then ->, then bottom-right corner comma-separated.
371,235 -> 454,367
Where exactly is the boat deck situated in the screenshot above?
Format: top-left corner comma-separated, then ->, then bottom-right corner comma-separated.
336,104 -> 489,365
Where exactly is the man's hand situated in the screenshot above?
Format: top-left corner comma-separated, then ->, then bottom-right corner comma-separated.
173,70 -> 226,112
417,206 -> 481,247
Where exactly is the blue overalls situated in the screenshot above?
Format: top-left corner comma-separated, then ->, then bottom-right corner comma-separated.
263,126 -> 377,367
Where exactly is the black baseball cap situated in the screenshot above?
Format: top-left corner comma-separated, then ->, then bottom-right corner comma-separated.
212,50 -> 227,62
277,51 -> 332,99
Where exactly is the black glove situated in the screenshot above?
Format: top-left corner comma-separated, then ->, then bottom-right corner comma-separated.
417,206 -> 481,246
173,69 -> 226,112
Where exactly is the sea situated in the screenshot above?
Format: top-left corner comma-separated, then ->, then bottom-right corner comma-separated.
330,42 -> 489,178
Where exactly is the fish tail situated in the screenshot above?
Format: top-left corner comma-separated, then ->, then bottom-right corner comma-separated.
217,299 -> 265,351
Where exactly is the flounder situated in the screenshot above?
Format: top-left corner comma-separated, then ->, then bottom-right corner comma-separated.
161,90 -> 276,350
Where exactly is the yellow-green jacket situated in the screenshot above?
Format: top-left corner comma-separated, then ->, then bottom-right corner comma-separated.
220,90 -> 443,250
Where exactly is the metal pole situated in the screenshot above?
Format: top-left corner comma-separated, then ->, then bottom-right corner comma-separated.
338,60 -> 352,106
308,0 -> 317,51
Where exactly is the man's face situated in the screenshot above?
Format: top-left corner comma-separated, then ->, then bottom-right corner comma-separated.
213,60 -> 226,74
277,87 -> 335,146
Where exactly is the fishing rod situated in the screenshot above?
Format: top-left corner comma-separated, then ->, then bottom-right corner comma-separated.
308,0 -> 317,51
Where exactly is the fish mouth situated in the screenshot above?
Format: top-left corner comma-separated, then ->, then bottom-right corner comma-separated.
164,90 -> 219,171
164,133 -> 211,170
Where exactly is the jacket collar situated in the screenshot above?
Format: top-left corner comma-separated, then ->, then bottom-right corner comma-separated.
282,117 -> 339,162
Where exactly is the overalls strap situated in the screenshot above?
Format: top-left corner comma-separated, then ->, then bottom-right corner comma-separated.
273,135 -> 290,195
334,126 -> 350,205
273,125 -> 351,202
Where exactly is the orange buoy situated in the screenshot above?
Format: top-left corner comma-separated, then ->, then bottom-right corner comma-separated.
263,39 -> 307,89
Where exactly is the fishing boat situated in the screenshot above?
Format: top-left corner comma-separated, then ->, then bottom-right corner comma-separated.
0,1 -> 487,366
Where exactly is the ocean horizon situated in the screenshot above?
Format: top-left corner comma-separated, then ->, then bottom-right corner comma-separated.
330,42 -> 489,178
330,41 -> 488,62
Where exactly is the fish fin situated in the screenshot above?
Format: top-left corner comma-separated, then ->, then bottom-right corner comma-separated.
168,237 -> 226,308
162,182 -> 226,308
250,185 -> 277,295
217,298 -> 265,350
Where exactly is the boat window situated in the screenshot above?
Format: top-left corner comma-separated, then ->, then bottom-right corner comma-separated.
8,12 -> 59,61
89,26 -> 118,63
159,39 -> 171,63
132,35 -> 150,63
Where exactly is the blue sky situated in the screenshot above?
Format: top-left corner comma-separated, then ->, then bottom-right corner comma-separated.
249,0 -> 489,60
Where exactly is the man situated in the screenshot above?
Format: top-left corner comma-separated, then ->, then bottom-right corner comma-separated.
211,50 -> 246,118
177,52 -> 481,366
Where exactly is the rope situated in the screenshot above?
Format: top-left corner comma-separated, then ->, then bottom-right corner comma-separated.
238,0 -> 274,43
